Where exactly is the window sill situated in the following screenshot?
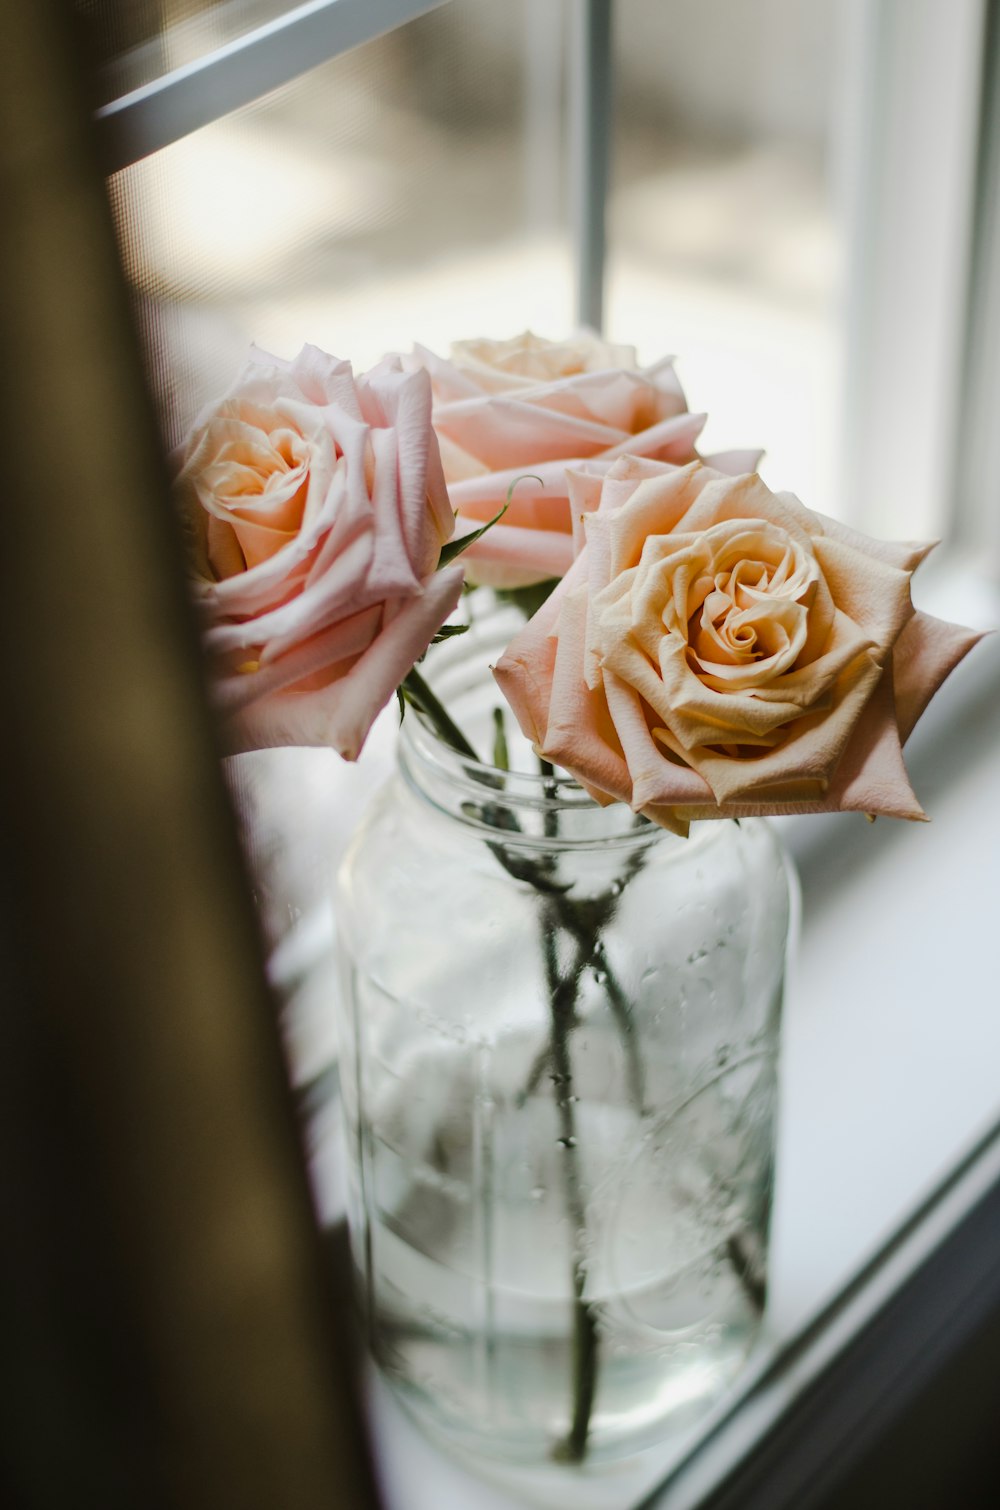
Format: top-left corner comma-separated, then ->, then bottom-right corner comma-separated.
303,558 -> 1000,1508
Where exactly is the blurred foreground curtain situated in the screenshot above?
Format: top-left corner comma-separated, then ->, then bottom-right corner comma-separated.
0,3 -> 380,1507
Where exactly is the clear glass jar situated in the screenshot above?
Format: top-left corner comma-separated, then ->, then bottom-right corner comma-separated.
335,619 -> 794,1467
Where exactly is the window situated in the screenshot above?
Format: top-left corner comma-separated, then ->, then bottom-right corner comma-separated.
86,2 -> 1000,1504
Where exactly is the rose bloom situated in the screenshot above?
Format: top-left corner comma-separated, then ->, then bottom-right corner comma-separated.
494,457 -> 983,834
173,344 -> 462,758
407,330 -> 759,588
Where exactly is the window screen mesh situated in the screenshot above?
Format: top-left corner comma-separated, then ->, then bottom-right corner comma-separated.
107,0 -> 572,448
103,2 -> 573,1093
78,1 -> 309,102
100,0 -> 845,1089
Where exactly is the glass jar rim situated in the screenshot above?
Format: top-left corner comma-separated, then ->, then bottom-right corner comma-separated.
397,602 -> 707,853
398,702 -> 709,855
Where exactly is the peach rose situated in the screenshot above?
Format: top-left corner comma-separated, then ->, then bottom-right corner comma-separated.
173,344 -> 463,758
407,331 -> 759,588
494,457 -> 983,833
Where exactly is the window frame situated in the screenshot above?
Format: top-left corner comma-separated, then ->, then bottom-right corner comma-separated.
94,0 -> 455,168
643,1117 -> 1000,1508
94,0 -> 615,332
92,2 -> 1000,1504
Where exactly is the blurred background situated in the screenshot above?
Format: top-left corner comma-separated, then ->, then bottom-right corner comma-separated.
89,0 -> 841,506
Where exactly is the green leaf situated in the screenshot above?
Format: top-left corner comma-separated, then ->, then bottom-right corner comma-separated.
396,686 -> 406,725
436,473 -> 544,569
430,623 -> 471,644
497,578 -> 560,621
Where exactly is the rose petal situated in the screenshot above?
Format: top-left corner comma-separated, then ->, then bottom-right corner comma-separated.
810,533 -> 915,648
459,523 -> 576,589
223,565 -> 464,757
435,394 -> 626,469
600,409 -> 707,462
363,425 -> 423,598
604,462 -> 713,576
603,669 -> 711,814
567,467 -> 606,555
492,559 -> 585,742
362,362 -> 455,573
533,586 -> 634,802
205,529 -> 375,658
658,652 -> 884,806
213,603 -> 383,713
286,343 -> 365,418
892,610 -> 987,742
406,334 -> 763,589
821,663 -> 925,819
813,511 -> 937,575
494,456 -> 979,830
704,448 -> 765,475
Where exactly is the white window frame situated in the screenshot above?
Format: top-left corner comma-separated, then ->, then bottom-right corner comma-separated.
93,4 -> 1000,1505
95,1 -> 454,168
835,0 -> 987,545
97,0 -> 996,551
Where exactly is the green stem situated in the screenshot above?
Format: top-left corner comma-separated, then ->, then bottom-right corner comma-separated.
516,890 -> 647,1116
726,1231 -> 767,1316
539,757 -> 646,1111
515,928 -> 643,1113
492,706 -> 510,771
591,941 -> 646,1116
401,666 -> 480,760
541,904 -> 599,1463
400,674 -> 637,1457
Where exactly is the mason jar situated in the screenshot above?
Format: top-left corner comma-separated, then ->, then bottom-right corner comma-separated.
335,616 -> 794,1467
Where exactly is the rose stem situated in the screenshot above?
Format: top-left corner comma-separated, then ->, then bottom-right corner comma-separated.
401,666 -> 481,761
403,674 -> 646,1118
492,706 -> 510,771
541,899 -> 599,1463
540,759 -> 646,1115
540,766 -> 596,1461
726,1232 -> 767,1316
515,926 -> 645,1114
401,670 -> 599,1455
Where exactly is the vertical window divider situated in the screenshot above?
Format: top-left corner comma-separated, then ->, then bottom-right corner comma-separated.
956,0 -> 1000,569
835,0 -> 986,543
571,0 -> 613,333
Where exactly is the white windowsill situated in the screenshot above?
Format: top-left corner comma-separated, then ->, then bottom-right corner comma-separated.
296,559 -> 1000,1509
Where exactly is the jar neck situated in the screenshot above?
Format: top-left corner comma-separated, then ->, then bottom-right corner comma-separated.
400,704 -> 671,853
398,603 -> 681,852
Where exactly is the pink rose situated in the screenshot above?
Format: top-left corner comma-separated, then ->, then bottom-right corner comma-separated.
173,344 -> 463,758
494,457 -> 983,834
408,331 -> 760,588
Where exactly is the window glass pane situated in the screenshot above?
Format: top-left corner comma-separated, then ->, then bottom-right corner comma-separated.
108,0 -> 572,448
96,2 -> 1000,1490
609,0 -> 843,518
106,0 -> 573,1088
79,1 -> 309,102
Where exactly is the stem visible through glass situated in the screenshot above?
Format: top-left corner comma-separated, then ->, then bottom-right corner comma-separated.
540,900 -> 599,1463
398,670 -> 635,1460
